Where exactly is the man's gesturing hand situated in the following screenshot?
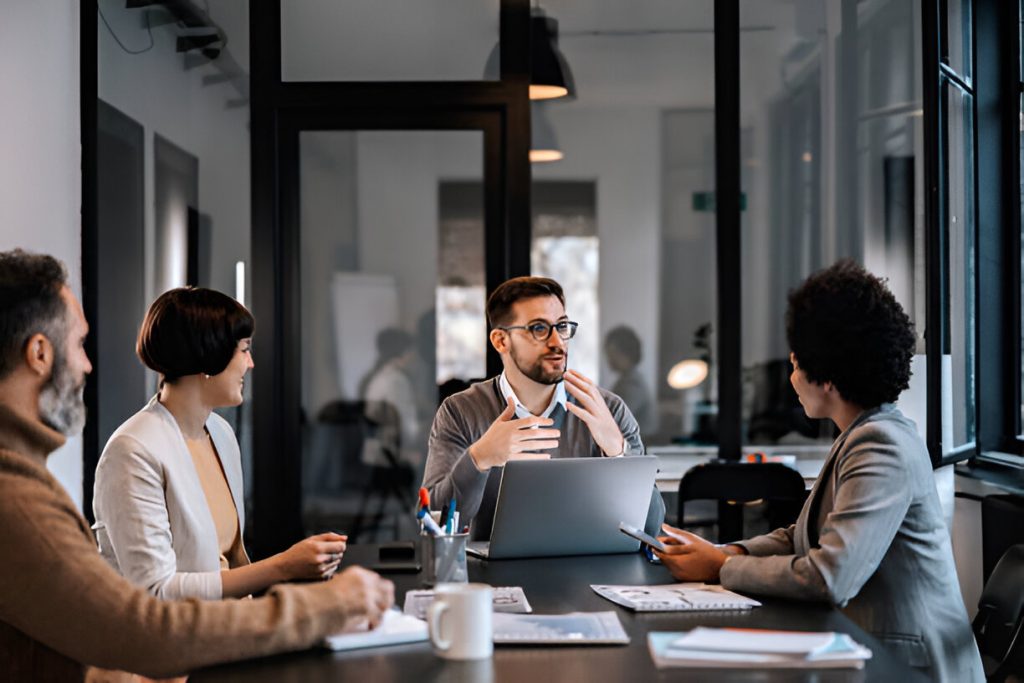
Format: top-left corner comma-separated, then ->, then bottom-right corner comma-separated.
563,369 -> 625,456
468,397 -> 559,471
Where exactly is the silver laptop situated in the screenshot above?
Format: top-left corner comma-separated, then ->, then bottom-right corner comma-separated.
467,456 -> 659,559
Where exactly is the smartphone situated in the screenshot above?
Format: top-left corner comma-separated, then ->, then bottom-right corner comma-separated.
618,521 -> 667,552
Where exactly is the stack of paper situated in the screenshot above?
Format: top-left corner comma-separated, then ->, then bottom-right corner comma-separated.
591,583 -> 761,612
648,627 -> 872,669
403,586 -> 533,619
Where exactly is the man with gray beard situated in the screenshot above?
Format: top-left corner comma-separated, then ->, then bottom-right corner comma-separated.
0,249 -> 394,682
421,276 -> 665,540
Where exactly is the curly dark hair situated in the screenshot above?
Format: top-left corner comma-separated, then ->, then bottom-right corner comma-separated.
785,259 -> 916,408
0,250 -> 69,380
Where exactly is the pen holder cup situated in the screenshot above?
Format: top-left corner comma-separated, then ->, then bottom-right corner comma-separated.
421,532 -> 469,586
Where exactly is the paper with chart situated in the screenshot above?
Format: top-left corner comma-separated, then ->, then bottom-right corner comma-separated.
492,611 -> 629,645
591,583 -> 761,612
403,586 -> 533,619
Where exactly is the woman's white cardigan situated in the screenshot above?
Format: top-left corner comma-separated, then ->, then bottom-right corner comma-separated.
92,396 -> 247,600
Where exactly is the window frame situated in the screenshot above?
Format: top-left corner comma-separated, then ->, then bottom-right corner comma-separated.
965,0 -> 1024,469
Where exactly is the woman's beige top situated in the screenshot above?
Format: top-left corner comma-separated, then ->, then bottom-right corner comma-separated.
188,434 -> 246,570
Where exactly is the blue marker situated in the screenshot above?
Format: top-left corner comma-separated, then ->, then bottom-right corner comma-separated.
445,499 -> 457,534
417,508 -> 443,536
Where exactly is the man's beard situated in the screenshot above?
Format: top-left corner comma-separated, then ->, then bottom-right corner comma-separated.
511,344 -> 568,385
38,344 -> 86,436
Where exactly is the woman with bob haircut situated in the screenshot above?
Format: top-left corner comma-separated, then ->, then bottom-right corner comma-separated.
93,287 -> 347,600
653,261 -> 983,682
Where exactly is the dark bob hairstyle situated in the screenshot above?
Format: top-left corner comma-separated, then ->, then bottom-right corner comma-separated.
486,276 -> 565,329
786,259 -> 915,409
137,287 -> 254,383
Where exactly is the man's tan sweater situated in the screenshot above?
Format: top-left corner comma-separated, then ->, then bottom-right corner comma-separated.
0,403 -> 357,681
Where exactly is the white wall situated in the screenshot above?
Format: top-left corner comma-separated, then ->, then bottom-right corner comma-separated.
0,0 -> 83,508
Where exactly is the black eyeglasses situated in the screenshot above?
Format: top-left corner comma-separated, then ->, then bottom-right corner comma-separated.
498,320 -> 579,341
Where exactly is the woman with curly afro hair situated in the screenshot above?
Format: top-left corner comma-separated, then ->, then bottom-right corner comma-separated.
654,260 -> 983,682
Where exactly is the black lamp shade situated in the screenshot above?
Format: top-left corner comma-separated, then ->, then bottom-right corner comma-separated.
530,11 -> 575,100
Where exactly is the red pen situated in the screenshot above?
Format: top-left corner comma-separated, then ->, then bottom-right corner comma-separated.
418,487 -> 430,511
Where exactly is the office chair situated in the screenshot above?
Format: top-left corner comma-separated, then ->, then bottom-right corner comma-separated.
677,461 -> 808,543
974,544 -> 1024,682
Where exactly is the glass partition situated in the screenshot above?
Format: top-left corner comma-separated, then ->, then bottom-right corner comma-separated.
299,130 -> 485,540
281,0 -> 500,82
739,0 -> 925,454
530,1 -> 717,454
96,0 -> 253,510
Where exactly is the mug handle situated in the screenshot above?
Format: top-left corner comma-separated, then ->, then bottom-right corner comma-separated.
427,600 -> 451,652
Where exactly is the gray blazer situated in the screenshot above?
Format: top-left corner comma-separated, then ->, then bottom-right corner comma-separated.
720,405 -> 983,682
92,396 -> 247,600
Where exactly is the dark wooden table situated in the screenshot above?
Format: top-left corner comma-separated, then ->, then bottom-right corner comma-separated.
192,544 -> 928,682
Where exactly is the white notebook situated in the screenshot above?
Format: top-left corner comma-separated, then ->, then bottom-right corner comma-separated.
592,583 -> 761,612
492,611 -> 629,645
322,609 -> 428,651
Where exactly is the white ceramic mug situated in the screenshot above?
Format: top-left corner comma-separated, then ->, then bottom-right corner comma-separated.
427,583 -> 493,660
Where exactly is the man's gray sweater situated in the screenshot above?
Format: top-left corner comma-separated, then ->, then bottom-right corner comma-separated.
422,377 -> 665,540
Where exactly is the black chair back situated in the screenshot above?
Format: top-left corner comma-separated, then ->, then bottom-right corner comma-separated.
974,544 -> 1024,682
677,461 -> 808,543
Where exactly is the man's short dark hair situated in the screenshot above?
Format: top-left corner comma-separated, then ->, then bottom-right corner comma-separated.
0,250 -> 69,380
786,259 -> 915,408
605,325 -> 642,365
137,287 -> 254,383
486,277 -> 565,329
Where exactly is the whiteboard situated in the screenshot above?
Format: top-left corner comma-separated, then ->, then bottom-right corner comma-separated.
330,272 -> 399,399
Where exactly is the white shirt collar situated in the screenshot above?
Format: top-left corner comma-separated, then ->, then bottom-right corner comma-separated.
499,371 -> 566,419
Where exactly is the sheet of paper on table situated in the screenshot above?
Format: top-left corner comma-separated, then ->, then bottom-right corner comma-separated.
591,583 -> 761,612
402,586 -> 533,620
493,611 -> 630,645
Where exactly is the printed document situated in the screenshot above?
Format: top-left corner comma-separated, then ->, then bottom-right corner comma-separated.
592,583 -> 761,612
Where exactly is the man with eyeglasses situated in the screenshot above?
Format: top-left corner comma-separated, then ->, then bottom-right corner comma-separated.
422,276 -> 665,540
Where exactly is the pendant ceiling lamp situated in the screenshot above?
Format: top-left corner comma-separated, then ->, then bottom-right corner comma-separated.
482,6 -> 576,101
530,102 -> 563,163
529,7 -> 575,100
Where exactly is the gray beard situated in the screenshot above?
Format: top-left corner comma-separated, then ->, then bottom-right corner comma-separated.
38,351 -> 86,436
